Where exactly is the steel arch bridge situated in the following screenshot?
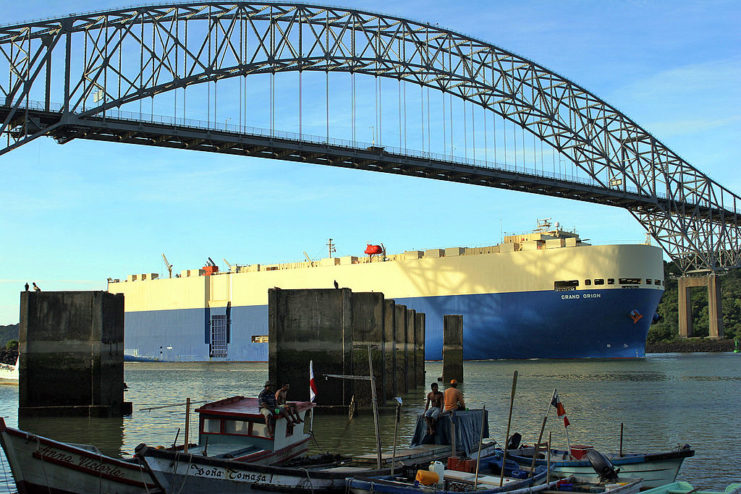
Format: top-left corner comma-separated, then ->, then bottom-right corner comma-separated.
0,2 -> 738,273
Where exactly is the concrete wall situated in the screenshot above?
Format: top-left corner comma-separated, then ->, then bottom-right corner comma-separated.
268,288 -> 353,406
383,299 -> 396,399
415,312 -> 425,387
18,291 -> 127,417
350,292 -> 385,407
443,315 -> 464,383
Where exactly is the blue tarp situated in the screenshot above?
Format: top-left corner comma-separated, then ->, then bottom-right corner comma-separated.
410,409 -> 489,456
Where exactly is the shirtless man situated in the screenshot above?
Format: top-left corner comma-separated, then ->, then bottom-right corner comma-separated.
443,379 -> 465,412
275,383 -> 302,424
258,382 -> 293,437
424,382 -> 444,435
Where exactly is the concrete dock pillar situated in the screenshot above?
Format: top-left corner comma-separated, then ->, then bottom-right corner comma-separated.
442,315 -> 463,383
678,275 -> 723,339
268,288 -> 353,406
394,304 -> 407,394
383,299 -> 396,400
18,291 -> 130,417
414,312 -> 425,388
351,292 -> 386,407
405,309 -> 416,392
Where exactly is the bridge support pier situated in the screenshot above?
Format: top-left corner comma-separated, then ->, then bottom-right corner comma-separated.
678,274 -> 723,339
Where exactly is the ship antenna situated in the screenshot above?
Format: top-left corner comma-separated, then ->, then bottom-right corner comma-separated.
327,238 -> 336,258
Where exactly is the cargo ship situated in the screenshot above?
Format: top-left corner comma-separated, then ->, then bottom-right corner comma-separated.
107,220 -> 664,361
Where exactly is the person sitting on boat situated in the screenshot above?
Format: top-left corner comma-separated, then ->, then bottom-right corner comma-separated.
424,382 -> 444,435
258,381 -> 293,437
443,379 -> 465,412
275,383 -> 303,424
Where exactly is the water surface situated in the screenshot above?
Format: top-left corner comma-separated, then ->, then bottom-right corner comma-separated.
1,353 -> 739,492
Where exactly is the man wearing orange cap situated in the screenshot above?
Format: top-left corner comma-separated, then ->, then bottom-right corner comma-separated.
443,379 -> 465,412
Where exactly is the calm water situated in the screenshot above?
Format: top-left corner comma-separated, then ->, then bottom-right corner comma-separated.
1,353 -> 740,492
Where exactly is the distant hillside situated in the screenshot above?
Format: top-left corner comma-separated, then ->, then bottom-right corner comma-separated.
0,323 -> 19,347
648,262 -> 741,343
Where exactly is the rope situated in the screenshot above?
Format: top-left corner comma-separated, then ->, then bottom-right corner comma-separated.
301,467 -> 315,494
174,452 -> 193,494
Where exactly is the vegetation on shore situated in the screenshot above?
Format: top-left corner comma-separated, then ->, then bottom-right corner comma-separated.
648,262 -> 741,343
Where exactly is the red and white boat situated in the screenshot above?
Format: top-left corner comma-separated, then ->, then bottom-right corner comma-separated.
189,395 -> 315,464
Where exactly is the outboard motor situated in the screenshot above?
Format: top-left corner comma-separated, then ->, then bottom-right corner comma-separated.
506,432 -> 522,450
585,449 -> 619,483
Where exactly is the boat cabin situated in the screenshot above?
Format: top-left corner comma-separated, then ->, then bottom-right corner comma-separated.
192,396 -> 314,465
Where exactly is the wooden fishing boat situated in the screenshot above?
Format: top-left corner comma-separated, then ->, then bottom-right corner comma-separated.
507,444 -> 694,488
347,467 -> 553,494
136,408 -> 496,493
0,416 -> 158,494
641,481 -> 741,494
0,395 -> 316,493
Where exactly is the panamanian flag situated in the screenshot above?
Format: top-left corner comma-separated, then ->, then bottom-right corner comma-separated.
309,360 -> 318,402
551,390 -> 570,428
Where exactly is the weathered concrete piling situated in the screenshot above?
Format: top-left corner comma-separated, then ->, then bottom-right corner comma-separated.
268,288 -> 426,408
18,291 -> 131,417
350,292 -> 385,408
442,314 -> 464,383
394,304 -> 408,395
268,288 -> 353,407
415,312 -> 425,386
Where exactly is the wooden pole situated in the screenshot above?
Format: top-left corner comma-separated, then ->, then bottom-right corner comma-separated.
499,370 -> 518,487
547,432 -> 551,484
619,423 -> 624,457
368,345 -> 382,469
531,388 -> 556,477
184,397 -> 191,454
450,413 -> 456,458
391,399 -> 401,475
473,405 -> 486,489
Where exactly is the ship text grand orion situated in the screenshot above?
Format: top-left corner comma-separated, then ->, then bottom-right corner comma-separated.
108,224 -> 664,361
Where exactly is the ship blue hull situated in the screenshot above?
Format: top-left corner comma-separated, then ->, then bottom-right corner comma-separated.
123,288 -> 663,362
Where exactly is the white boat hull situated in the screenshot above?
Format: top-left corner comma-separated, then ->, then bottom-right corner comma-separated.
0,417 -> 156,494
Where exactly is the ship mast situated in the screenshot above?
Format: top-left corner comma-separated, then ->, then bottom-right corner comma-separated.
327,238 -> 336,258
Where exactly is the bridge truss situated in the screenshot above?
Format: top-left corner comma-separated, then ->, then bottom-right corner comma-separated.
0,2 -> 738,273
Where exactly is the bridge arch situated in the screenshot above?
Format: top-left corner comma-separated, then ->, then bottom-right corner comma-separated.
0,2 -> 738,272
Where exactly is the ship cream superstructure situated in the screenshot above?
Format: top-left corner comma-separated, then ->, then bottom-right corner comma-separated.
109,225 -> 664,361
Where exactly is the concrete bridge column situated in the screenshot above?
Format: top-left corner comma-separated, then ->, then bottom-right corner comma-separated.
707,274 -> 724,339
677,275 -> 723,339
677,276 -> 694,338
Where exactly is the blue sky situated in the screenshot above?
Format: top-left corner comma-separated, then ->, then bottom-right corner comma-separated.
0,0 -> 739,324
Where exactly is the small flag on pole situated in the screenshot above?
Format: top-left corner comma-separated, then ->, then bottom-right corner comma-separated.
309,360 -> 318,402
551,390 -> 570,428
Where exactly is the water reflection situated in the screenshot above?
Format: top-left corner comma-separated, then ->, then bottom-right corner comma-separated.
17,416 -> 124,457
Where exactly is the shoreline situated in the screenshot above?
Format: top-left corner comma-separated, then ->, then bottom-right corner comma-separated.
646,338 -> 736,353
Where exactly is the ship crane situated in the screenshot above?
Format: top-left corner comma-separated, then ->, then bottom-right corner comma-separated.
303,251 -> 314,263
223,258 -> 232,270
162,253 -> 173,278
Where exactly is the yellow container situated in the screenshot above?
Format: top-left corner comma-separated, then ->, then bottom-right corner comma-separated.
415,469 -> 440,486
